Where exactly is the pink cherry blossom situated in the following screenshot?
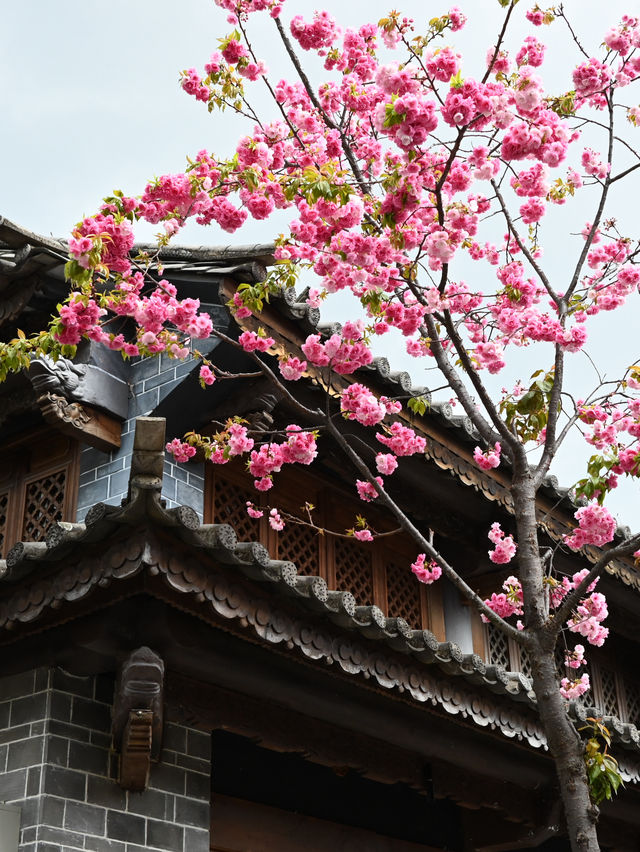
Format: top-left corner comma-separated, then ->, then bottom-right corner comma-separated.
279,356 -> 307,381
411,553 -> 442,584
376,422 -> 426,456
269,508 -> 285,531
238,330 -> 275,352
559,674 -> 590,700
356,477 -> 383,502
565,644 -> 586,670
375,453 -> 398,476
473,442 -> 501,470
564,502 -> 616,551
166,439 -> 196,464
199,365 -> 216,386
341,384 -> 387,426
353,528 -> 373,542
246,501 -> 264,519
487,522 -> 517,565
290,11 -> 339,51
525,9 -> 545,26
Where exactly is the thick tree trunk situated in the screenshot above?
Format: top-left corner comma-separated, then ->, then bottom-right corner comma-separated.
530,634 -> 600,851
512,473 -> 600,851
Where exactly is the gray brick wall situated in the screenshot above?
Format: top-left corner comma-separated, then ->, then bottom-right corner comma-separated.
76,351 -> 206,523
0,668 -> 210,852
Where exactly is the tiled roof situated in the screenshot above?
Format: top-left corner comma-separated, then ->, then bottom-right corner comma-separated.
1,417 -> 639,780
1,215 -> 637,541
0,214 -> 638,589
0,216 -> 274,280
257,286 -> 640,589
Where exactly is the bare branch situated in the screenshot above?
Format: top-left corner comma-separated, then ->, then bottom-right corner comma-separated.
490,178 -> 558,306
565,95 -> 616,300
609,161 -> 640,184
533,344 -> 566,489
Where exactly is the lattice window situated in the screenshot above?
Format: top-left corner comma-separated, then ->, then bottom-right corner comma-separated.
597,667 -> 619,717
334,538 -> 374,605
385,560 -> 422,627
277,522 -> 319,576
486,623 -> 511,669
625,680 -> 640,725
22,470 -> 67,542
212,475 -> 261,542
0,432 -> 78,556
0,491 -> 8,556
519,649 -> 533,680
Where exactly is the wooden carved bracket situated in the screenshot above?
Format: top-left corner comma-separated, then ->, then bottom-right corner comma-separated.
37,392 -> 121,453
112,647 -> 165,792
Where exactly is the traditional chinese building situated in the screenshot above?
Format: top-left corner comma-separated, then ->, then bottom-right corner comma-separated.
1,216 -> 639,852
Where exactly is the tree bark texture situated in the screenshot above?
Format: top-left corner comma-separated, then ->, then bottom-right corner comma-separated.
512,475 -> 600,852
531,637 -> 600,852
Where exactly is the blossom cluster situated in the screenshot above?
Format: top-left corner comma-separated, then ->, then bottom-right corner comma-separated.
563,502 -> 617,551
473,441 -> 501,470
301,321 -> 373,374
248,425 -> 318,490
483,574 -> 523,621
559,673 -> 590,700
411,554 -> 442,585
487,522 -> 517,565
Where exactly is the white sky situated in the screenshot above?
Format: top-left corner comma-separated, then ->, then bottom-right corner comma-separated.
2,0 -> 639,525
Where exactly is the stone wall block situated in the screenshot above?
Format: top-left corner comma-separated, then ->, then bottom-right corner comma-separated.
0,668 -> 210,851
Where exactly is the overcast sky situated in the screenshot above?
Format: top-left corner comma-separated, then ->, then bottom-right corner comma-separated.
2,0 -> 639,524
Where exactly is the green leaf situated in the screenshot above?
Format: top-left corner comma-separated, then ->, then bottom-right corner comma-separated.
408,396 -> 429,416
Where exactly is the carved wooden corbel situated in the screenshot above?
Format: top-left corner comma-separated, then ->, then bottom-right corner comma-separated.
37,392 -> 121,453
112,647 -> 165,791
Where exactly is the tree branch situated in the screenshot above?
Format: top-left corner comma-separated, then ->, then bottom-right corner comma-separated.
209,327 -> 324,421
490,178 -> 558,306
565,94 -> 616,300
533,344 -> 565,489
274,16 -> 372,197
323,414 -> 527,643
550,533 -> 640,632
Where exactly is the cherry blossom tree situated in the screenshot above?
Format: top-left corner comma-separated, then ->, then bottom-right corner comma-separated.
2,1 -> 640,848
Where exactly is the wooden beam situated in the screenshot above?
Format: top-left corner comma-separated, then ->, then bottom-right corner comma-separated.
211,794 -> 443,852
37,392 -> 121,452
166,672 -> 542,825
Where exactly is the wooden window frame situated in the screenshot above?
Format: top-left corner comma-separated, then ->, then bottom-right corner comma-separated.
204,462 -> 441,633
591,659 -> 624,719
0,429 -> 79,557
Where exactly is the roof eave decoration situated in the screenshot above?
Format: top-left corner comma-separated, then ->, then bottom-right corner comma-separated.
222,281 -> 640,593
1,417 -> 640,776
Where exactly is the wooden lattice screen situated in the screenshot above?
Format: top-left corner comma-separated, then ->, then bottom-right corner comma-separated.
277,522 -> 320,575
0,432 -> 79,557
595,666 -> 620,717
385,559 -> 423,628
624,679 -> 640,725
22,469 -> 68,542
334,537 -> 375,606
205,465 -> 437,629
486,623 -> 511,669
211,472 -> 261,542
518,648 -> 534,680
